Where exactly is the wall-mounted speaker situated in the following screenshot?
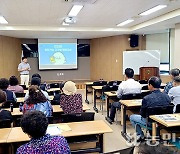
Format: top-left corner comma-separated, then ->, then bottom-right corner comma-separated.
130,35 -> 139,47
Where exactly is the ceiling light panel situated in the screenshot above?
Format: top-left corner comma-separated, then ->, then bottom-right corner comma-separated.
0,16 -> 8,24
139,5 -> 167,16
68,5 -> 83,16
117,19 -> 134,26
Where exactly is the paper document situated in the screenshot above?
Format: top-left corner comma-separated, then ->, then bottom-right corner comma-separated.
155,115 -> 178,122
46,125 -> 62,135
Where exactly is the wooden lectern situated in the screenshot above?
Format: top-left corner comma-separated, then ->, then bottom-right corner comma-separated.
140,67 -> 159,80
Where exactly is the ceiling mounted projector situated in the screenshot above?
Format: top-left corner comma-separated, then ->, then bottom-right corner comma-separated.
64,17 -> 76,24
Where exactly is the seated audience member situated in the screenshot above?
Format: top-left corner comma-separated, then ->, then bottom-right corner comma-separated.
168,76 -> 180,112
164,68 -> 180,94
0,90 -> 13,122
17,111 -> 70,154
134,141 -> 179,154
32,73 -> 46,91
0,78 -> 16,102
60,81 -> 83,114
7,76 -> 24,93
53,81 -> 66,102
109,68 -> 142,123
24,77 -> 50,101
23,85 -> 53,117
130,76 -> 171,141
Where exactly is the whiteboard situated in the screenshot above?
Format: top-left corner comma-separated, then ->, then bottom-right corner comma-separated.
123,50 -> 160,75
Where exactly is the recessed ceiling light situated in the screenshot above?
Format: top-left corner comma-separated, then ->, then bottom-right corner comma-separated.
139,5 -> 167,16
62,22 -> 69,26
68,5 -> 83,16
0,16 -> 8,24
117,19 -> 134,27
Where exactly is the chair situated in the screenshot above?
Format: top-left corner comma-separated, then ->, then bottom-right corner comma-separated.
61,112 -> 95,123
139,80 -> 148,84
93,81 -> 107,86
15,93 -> 25,98
100,85 -> 118,114
47,116 -> 54,124
49,83 -> 59,88
104,146 -> 134,154
135,105 -> 174,137
1,100 -> 17,108
175,104 -> 180,113
141,85 -> 148,90
0,119 -> 12,128
121,93 -> 143,100
19,85 -> 27,90
108,80 -> 122,86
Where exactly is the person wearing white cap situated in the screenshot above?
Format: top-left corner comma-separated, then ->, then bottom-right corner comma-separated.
60,81 -> 83,114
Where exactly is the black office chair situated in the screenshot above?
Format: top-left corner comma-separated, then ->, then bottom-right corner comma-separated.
175,104 -> 180,113
141,85 -> 149,90
1,100 -> 17,108
19,85 -> 27,90
135,105 -> 174,136
104,146 -> 134,154
61,112 -> 95,123
47,116 -> 54,124
121,93 -> 143,100
49,83 -> 59,88
0,119 -> 12,128
139,80 -> 148,84
15,93 -> 25,98
93,81 -> 107,86
141,91 -> 151,97
108,80 -> 122,86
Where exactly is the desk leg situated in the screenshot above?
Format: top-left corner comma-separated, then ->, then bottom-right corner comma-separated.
93,89 -> 98,113
152,122 -> 157,143
105,96 -> 112,124
99,134 -> 104,153
85,85 -> 89,104
121,105 -> 131,142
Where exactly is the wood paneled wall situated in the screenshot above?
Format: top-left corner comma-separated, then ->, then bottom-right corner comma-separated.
90,35 -> 146,80
0,36 -> 22,79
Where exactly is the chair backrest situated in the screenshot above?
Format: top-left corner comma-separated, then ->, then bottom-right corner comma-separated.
146,105 -> 174,118
0,119 -> 12,128
15,93 -> 26,98
102,85 -> 118,93
141,85 -> 148,90
141,91 -> 151,97
121,93 -> 143,100
1,100 -> 17,108
108,80 -> 122,86
50,83 -> 59,88
139,80 -> 148,84
47,116 -> 54,124
93,81 -> 107,86
175,104 -> 180,113
19,85 -> 27,90
61,112 -> 95,123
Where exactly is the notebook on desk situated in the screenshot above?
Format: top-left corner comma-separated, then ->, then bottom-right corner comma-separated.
46,124 -> 71,135
155,115 -> 178,122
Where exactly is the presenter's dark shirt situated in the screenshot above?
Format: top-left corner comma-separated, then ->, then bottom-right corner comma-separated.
140,90 -> 171,118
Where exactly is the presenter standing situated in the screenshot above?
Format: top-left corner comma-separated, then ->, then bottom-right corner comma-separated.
18,57 -> 31,87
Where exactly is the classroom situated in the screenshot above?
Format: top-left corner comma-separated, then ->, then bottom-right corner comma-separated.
0,0 -> 180,153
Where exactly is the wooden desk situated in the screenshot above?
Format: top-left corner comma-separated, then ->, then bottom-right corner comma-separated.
17,96 -> 54,103
0,128 -> 11,143
6,120 -> 112,153
47,88 -> 60,92
150,114 -> 180,140
121,99 -> 142,142
84,82 -> 94,104
5,104 -> 90,117
92,86 -> 103,113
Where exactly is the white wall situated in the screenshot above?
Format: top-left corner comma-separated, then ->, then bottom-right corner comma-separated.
174,23 -> 180,68
146,32 -> 169,63
170,29 -> 175,69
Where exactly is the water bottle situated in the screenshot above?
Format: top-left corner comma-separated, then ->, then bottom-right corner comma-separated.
19,103 -> 23,112
10,103 -> 13,112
